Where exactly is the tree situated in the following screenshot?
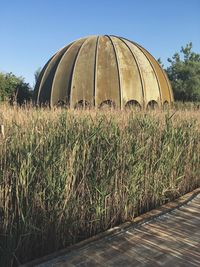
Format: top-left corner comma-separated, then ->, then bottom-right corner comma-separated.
166,43 -> 200,102
157,57 -> 164,68
34,67 -> 41,86
0,72 -> 32,104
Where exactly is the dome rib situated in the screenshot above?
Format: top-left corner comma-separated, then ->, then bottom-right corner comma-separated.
69,38 -> 89,108
36,55 -> 57,104
93,36 -> 99,107
131,41 -> 162,105
50,38 -> 87,106
37,44 -> 73,105
136,43 -> 173,103
106,35 -> 122,109
122,38 -> 160,105
50,44 -> 74,106
70,36 -> 97,107
117,36 -> 145,105
163,70 -> 173,103
34,56 -> 54,104
95,36 -> 120,108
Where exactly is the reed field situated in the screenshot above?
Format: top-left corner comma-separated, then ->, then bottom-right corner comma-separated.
0,103 -> 199,266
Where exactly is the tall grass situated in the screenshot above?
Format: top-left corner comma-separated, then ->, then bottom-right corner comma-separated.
0,104 -> 199,266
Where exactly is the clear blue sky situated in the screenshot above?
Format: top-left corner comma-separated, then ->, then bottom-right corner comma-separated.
0,0 -> 199,88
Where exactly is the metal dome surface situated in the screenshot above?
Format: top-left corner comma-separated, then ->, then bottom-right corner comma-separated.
34,35 -> 174,108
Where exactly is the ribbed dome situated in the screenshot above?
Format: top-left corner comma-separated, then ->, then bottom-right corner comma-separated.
34,35 -> 173,109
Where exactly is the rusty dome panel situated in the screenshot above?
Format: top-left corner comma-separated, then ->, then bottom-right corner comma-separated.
110,36 -> 143,107
50,38 -> 86,106
95,36 -> 120,108
70,36 -> 98,108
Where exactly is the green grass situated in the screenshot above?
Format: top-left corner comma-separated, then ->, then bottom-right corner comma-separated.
0,104 -> 199,266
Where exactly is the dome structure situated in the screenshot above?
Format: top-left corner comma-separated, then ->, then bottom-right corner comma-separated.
34,35 -> 173,109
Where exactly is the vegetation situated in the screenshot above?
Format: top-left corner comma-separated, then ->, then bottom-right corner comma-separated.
166,42 -> 200,102
0,42 -> 199,266
0,72 -> 32,105
34,67 -> 41,86
0,104 -> 199,266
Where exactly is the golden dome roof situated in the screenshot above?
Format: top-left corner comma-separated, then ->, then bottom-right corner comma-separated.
34,35 -> 173,108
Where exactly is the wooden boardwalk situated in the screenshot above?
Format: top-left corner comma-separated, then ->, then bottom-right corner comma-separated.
33,193 -> 200,267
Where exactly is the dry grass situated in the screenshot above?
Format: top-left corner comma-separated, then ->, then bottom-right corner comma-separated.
0,103 -> 199,266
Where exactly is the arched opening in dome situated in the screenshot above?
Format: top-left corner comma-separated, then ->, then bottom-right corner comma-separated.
74,100 -> 90,109
125,100 -> 141,111
57,100 -> 66,108
147,100 -> 158,110
99,100 -> 115,109
163,101 -> 169,110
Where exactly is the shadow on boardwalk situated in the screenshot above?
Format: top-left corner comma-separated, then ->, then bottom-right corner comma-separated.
30,194 -> 200,267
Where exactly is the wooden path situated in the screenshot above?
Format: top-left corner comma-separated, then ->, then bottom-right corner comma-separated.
27,191 -> 200,267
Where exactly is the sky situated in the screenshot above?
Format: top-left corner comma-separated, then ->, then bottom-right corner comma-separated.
0,0 -> 199,88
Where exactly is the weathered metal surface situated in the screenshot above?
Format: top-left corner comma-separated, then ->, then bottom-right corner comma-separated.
163,69 -> 174,103
34,35 -> 174,108
50,39 -> 86,106
122,38 -> 161,106
37,45 -> 72,105
111,36 -> 143,108
34,56 -> 54,103
70,36 -> 97,108
136,43 -> 172,104
95,36 -> 120,108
